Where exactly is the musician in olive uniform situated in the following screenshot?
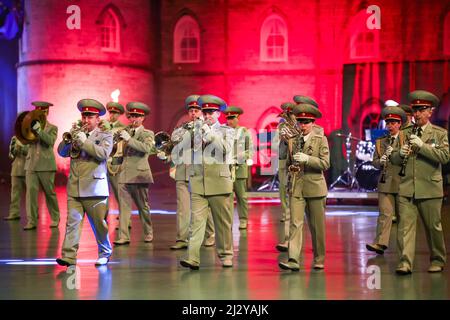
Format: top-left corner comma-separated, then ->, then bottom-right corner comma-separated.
278,103 -> 330,271
275,102 -> 296,252
4,136 -> 29,220
276,96 -> 324,252
56,99 -> 113,266
180,94 -> 235,270
391,90 -> 449,275
223,106 -> 254,230
366,106 -> 406,255
160,95 -> 215,250
398,104 -> 414,128
106,102 -> 126,204
114,102 -> 156,245
24,101 -> 60,230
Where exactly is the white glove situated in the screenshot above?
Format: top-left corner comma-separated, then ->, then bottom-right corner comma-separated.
385,146 -> 394,157
293,152 -> 309,164
32,122 -> 41,133
157,151 -> 167,160
400,144 -> 410,157
201,123 -> 211,134
409,134 -> 423,148
380,154 -> 388,164
75,131 -> 87,144
246,159 -> 253,166
120,130 -> 131,141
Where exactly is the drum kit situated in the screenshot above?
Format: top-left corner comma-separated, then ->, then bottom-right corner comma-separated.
330,132 -> 380,191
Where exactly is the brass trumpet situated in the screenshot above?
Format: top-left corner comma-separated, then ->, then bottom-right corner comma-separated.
62,120 -> 89,158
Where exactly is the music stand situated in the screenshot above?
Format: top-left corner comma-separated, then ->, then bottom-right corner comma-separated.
330,132 -> 361,190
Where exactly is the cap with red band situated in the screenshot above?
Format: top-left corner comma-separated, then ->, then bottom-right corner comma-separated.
292,103 -> 322,120
184,95 -> 201,110
77,99 -> 106,116
223,106 -> 243,118
381,105 -> 406,123
106,102 -> 125,114
32,101 -> 53,109
408,90 -> 439,109
126,102 -> 150,116
198,94 -> 227,112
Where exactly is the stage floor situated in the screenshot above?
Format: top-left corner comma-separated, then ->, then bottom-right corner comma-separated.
0,185 -> 449,300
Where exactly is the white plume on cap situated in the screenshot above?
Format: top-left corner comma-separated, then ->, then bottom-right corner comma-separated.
384,100 -> 399,107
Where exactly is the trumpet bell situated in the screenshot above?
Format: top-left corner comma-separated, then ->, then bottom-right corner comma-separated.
15,110 -> 47,144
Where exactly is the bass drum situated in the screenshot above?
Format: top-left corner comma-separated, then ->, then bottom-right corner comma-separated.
355,161 -> 380,191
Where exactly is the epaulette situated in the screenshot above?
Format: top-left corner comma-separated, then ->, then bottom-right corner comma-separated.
431,124 -> 447,133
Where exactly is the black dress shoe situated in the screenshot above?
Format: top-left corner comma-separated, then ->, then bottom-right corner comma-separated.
56,258 -> 75,267
180,260 -> 199,270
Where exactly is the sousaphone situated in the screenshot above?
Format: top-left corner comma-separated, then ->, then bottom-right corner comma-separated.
14,110 -> 47,144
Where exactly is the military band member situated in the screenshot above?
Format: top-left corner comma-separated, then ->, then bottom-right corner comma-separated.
276,102 -> 296,252
293,95 -> 324,135
398,104 -> 414,128
159,95 -> 215,250
4,136 -> 29,220
180,94 -> 234,270
391,90 -> 449,275
366,106 -> 406,255
24,101 -> 60,230
276,96 -> 324,252
106,102 -> 126,205
223,106 -> 254,230
56,99 -> 113,266
114,102 -> 156,245
279,103 -> 330,271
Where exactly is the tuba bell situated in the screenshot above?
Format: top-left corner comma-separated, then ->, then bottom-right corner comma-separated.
14,110 -> 47,145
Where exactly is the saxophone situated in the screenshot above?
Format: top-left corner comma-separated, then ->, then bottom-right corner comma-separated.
379,135 -> 395,183
399,124 -> 419,177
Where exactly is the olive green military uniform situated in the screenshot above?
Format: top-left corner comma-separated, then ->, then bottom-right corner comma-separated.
277,98 -> 324,251
170,95 -> 215,249
181,95 -> 234,269
232,126 -> 253,229
391,90 -> 450,273
281,104 -> 330,270
106,102 -> 127,205
368,106 -> 407,252
223,106 -> 254,230
57,99 -> 113,265
5,136 -> 29,220
24,101 -> 60,229
115,102 -> 156,244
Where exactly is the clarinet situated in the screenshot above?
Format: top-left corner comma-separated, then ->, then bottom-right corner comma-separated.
398,124 -> 419,177
379,135 -> 395,183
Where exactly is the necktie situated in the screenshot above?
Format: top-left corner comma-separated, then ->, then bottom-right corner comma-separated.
417,127 -> 423,138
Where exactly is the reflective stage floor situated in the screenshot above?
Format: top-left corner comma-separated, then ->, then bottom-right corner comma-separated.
0,185 -> 449,300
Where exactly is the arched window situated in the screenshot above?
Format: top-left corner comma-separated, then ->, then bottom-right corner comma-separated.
260,14 -> 288,62
99,8 -> 120,52
444,12 -> 450,55
174,15 -> 200,63
348,10 -> 379,60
